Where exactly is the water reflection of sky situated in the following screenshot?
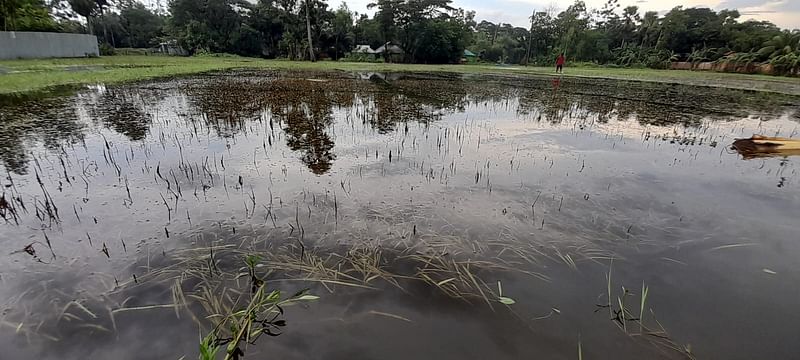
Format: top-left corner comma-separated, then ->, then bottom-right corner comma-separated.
0,71 -> 799,360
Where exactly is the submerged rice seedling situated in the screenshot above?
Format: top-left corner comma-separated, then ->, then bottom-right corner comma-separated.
600,266 -> 695,360
199,283 -> 319,360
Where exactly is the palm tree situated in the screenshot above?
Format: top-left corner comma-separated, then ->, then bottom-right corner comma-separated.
304,0 -> 315,61
638,11 -> 659,48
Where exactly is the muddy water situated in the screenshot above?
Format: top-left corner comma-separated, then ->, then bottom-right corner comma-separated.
0,70 -> 799,360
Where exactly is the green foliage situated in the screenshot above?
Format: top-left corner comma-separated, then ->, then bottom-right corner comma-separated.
67,0 -> 96,19
717,52 -> 758,66
330,3 -> 355,60
198,332 -> 222,360
199,272 -> 320,360
1,0 -> 797,74
56,19 -> 86,33
367,0 -> 474,63
353,15 -> 383,48
769,53 -> 800,75
119,2 -> 165,48
343,53 -> 382,62
1,0 -> 59,31
98,42 -> 115,56
758,31 -> 800,59
574,29 -> 612,63
481,45 -> 503,63
471,19 -> 540,64
464,1 -> 796,75
724,20 -> 781,52
756,30 -> 800,75
414,19 -> 466,63
643,50 -> 677,69
168,0 -> 249,55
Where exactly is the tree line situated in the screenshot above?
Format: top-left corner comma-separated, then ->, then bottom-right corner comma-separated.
1,0 -> 798,74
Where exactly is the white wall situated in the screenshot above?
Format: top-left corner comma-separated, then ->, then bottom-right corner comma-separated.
0,31 -> 99,60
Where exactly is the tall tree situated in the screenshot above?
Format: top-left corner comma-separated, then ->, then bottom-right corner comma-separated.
304,0 -> 315,61
248,0 -> 286,57
524,10 -> 535,64
67,0 -> 97,33
120,1 -> 164,48
331,3 -> 354,60
168,0 -> 254,54
353,14 -> 382,47
1,0 -> 59,31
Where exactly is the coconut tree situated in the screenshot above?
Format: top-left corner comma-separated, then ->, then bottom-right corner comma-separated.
637,11 -> 660,48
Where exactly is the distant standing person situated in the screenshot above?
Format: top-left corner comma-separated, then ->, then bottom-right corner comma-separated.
556,53 -> 565,73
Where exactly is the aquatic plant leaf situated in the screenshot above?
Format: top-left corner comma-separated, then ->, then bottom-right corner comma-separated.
498,296 -> 516,305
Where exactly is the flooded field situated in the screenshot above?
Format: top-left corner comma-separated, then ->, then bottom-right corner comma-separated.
1,70 -> 799,360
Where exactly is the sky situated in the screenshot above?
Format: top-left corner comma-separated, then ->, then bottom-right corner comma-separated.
335,0 -> 800,30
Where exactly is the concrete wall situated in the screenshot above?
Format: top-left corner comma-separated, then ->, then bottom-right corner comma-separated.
0,31 -> 99,60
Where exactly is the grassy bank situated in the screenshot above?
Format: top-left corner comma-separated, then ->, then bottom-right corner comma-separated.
1,55 -> 799,95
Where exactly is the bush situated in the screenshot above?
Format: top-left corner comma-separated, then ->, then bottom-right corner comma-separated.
342,53 -> 382,63
569,61 -> 602,68
770,53 -> 800,76
644,56 -> 668,69
193,52 -> 242,58
481,46 -> 503,63
115,48 -> 154,56
99,43 -> 116,56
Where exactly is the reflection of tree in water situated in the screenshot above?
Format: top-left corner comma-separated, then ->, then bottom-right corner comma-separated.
0,95 -> 85,175
360,75 -> 473,133
182,71 -> 800,175
185,74 -> 476,174
266,79 -> 355,175
509,76 -> 799,127
90,88 -> 153,141
281,104 -> 336,175
186,80 -> 266,137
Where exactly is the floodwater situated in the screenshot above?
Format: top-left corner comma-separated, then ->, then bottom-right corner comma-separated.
1,70 -> 799,360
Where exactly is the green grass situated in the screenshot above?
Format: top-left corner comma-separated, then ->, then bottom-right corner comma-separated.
1,55 -> 799,95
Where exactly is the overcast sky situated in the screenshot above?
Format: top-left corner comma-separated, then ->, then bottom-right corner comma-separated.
336,0 -> 799,30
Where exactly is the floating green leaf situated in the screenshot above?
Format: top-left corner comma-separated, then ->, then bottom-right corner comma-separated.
498,296 -> 516,305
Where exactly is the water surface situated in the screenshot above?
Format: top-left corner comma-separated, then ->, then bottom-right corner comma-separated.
1,70 -> 799,360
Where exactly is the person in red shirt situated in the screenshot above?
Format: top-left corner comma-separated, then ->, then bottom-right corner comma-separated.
556,53 -> 565,73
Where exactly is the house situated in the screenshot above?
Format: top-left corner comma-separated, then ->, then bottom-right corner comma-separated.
463,49 -> 477,63
349,44 -> 378,61
155,40 -> 188,56
374,43 -> 404,62
353,45 -> 376,54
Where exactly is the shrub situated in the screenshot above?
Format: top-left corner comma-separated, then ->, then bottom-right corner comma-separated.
342,53 -> 382,63
99,43 -> 116,56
